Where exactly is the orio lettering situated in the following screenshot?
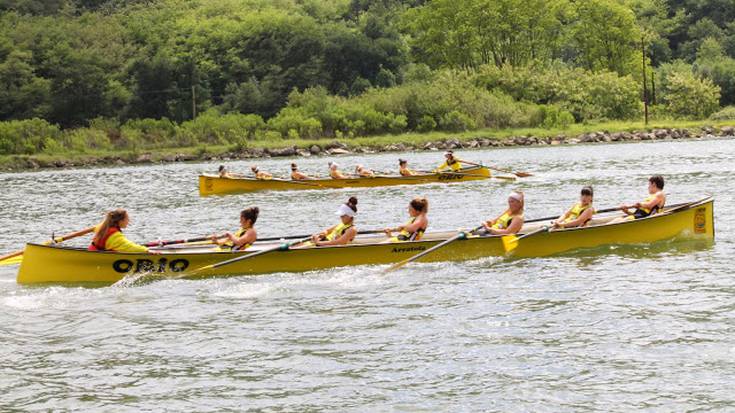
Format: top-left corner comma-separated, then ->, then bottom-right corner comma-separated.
112,258 -> 190,274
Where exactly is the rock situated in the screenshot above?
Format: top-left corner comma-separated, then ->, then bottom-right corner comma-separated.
176,154 -> 197,161
115,159 -> 125,166
309,145 -> 321,155
479,138 -> 491,147
328,148 -> 351,155
721,126 -> 735,136
325,141 -> 348,150
297,150 -> 311,157
567,138 -> 580,144
468,140 -> 480,148
136,153 -> 153,163
385,144 -> 400,151
550,140 -> 561,146
654,129 -> 669,139
702,126 -> 714,134
268,146 -> 297,157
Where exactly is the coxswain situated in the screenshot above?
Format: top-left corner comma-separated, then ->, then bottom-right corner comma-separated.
328,161 -> 348,179
290,163 -> 311,180
434,150 -> 480,172
553,186 -> 596,229
88,209 -> 155,253
481,191 -> 525,235
620,175 -> 666,219
399,159 -> 416,176
213,207 -> 259,251
310,197 -> 358,246
251,166 -> 272,180
384,197 -> 429,242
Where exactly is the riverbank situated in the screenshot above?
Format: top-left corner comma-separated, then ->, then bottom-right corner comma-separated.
2,120 -> 734,172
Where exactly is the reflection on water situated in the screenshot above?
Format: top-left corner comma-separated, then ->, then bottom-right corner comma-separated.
1,137 -> 734,411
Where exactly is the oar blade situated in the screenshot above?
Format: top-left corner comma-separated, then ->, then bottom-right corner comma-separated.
514,171 -> 533,178
501,235 -> 519,252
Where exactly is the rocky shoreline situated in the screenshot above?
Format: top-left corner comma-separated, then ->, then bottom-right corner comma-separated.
4,125 -> 734,171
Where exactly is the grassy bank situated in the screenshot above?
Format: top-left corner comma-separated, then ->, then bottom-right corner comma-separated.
1,119 -> 733,172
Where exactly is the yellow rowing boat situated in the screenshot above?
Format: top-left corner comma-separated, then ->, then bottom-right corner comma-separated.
16,197 -> 714,284
198,165 -> 493,195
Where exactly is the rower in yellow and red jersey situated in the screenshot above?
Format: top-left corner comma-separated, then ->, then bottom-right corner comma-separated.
213,207 -> 259,251
620,175 -> 667,219
308,197 -> 359,246
89,209 -> 157,253
384,197 -> 429,242
553,186 -> 596,229
434,150 -> 480,172
481,191 -> 525,235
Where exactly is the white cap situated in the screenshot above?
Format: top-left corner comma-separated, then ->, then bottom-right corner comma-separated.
335,204 -> 356,217
509,191 -> 523,202
329,162 -> 338,169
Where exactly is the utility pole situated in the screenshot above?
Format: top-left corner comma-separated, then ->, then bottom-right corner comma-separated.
641,37 -> 649,126
191,85 -> 197,119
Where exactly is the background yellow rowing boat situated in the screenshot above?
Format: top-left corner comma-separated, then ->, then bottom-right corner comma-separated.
16,197 -> 714,284
198,165 -> 493,195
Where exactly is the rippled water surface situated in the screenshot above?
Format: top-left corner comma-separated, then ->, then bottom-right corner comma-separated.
1,138 -> 733,411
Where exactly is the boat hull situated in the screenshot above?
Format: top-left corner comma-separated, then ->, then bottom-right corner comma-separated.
17,198 -> 714,284
198,166 -> 492,195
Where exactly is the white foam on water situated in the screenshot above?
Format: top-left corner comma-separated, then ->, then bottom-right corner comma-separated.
213,282 -> 276,299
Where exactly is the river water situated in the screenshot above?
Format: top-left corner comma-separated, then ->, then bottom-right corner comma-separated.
0,137 -> 733,411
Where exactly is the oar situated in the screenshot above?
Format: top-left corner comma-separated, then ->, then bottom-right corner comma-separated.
144,234 -> 226,248
522,201 -> 691,225
501,226 -> 550,253
189,236 -> 313,275
257,229 -> 387,242
385,225 -> 484,273
0,225 -> 96,266
486,165 -> 533,178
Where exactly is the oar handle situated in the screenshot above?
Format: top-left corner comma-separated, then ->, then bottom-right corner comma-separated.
0,225 -> 96,263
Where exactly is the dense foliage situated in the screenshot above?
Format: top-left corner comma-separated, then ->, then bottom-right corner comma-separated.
0,0 -> 734,155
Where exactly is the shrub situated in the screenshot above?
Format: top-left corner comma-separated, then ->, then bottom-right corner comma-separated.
0,118 -> 60,155
180,109 -> 266,145
709,106 -> 735,120
661,70 -> 721,119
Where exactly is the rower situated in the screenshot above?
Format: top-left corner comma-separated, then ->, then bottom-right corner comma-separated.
251,166 -> 272,180
434,150 -> 480,172
290,163 -> 311,180
384,197 -> 429,242
620,175 -> 666,219
328,162 -> 348,179
88,209 -> 156,253
310,197 -> 359,246
218,165 -> 242,178
399,159 -> 416,176
213,207 -> 259,251
481,191 -> 525,235
355,164 -> 375,178
553,186 -> 596,229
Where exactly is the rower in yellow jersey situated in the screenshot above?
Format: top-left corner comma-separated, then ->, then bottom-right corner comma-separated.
328,162 -> 348,179
553,186 -> 596,229
213,207 -> 259,251
251,166 -> 272,180
620,175 -> 666,219
290,163 -> 312,180
434,150 -> 480,172
384,197 -> 429,242
399,159 -> 416,176
355,165 -> 375,177
309,197 -> 359,246
481,191 -> 525,235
